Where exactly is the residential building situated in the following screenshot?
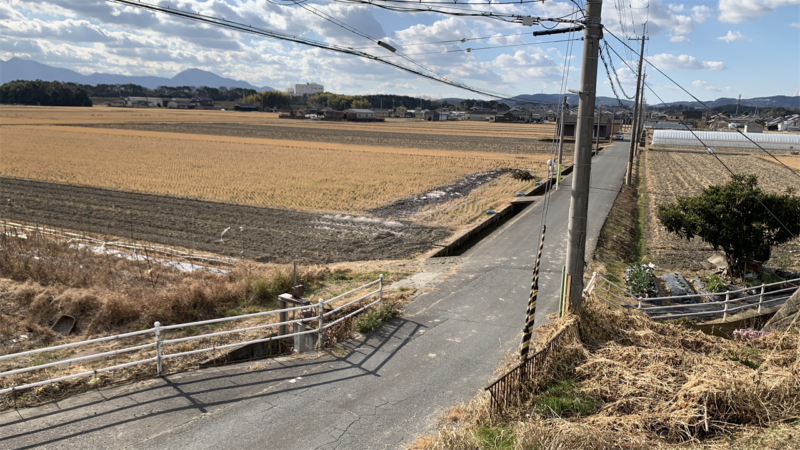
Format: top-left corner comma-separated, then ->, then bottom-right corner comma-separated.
234,103 -> 258,112
344,109 -> 375,120
167,98 -> 196,109
124,96 -> 162,108
744,123 -> 764,133
286,83 -> 324,97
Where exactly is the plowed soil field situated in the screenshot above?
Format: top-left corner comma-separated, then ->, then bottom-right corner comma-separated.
0,177 -> 448,264
644,150 -> 800,271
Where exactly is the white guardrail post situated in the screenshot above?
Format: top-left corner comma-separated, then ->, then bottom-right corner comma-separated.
154,321 -> 162,376
379,274 -> 383,303
723,292 -> 730,321
317,298 -> 324,348
758,285 -> 765,314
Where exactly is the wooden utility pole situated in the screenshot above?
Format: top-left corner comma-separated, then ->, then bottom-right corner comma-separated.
563,0 -> 603,311
625,25 -> 647,185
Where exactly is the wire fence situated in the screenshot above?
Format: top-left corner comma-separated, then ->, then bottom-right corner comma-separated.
0,276 -> 383,396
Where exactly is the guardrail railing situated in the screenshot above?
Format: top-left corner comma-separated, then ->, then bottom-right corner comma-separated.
0,276 -> 383,396
588,272 -> 799,321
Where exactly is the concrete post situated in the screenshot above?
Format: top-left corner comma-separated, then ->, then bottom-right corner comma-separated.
279,300 -> 288,336
154,321 -> 162,376
379,274 -> 384,303
317,298 -> 324,348
557,96 -> 567,186
564,0 -> 603,311
758,285 -> 765,314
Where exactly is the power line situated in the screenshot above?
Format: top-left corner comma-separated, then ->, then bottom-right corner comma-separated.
603,27 -> 800,181
379,38 -> 581,57
640,78 -> 796,239
106,0 -> 508,99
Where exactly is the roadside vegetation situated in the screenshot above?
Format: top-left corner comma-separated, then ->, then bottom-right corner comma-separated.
0,225 -> 415,409
411,295 -> 800,449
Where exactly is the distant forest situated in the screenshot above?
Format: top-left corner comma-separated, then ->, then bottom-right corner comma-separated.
0,80 -> 92,106
83,83 -> 258,101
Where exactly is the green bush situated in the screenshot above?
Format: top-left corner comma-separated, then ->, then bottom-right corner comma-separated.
355,305 -> 398,333
701,273 -> 727,293
624,263 -> 658,297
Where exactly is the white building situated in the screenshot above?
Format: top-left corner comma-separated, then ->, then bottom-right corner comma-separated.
286,83 -> 324,97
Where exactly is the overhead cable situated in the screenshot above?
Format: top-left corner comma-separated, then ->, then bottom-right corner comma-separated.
106,0 -> 508,99
604,28 -> 800,180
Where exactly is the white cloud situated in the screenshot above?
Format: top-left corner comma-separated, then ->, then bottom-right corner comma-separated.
691,5 -> 712,22
669,35 -> 690,42
791,22 -> 800,27
692,80 -> 721,91
650,53 -> 727,70
717,30 -> 747,42
718,0 -> 800,23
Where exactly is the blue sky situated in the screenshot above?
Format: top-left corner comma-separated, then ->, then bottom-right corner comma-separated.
0,0 -> 798,102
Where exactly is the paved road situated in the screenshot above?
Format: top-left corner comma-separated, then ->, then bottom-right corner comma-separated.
0,140 -> 630,450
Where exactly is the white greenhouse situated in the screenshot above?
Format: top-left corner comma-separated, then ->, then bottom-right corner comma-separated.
652,130 -> 800,151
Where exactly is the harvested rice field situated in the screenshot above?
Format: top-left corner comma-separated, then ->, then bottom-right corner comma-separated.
643,150 -> 800,272
0,106 -> 562,263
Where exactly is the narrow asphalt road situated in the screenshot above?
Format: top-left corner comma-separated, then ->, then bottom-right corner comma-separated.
0,139 -> 630,450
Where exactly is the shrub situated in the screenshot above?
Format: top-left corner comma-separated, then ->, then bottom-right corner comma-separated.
701,273 -> 727,293
624,263 -> 658,297
354,304 -> 398,333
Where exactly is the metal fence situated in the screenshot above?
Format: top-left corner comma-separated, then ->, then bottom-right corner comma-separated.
484,321 -> 577,413
589,273 -> 799,320
0,276 -> 383,396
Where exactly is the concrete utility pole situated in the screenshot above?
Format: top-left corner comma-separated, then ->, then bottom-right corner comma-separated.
564,0 -> 603,311
625,25 -> 647,185
556,96 -> 568,184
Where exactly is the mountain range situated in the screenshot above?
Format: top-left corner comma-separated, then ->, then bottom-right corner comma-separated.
0,58 -> 274,91
2,58 -> 798,109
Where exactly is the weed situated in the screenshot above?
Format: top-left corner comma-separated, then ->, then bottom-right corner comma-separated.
533,380 -> 597,418
724,353 -> 761,369
624,263 -> 658,297
474,425 -> 515,450
701,273 -> 727,293
355,304 -> 398,333
183,326 -> 199,337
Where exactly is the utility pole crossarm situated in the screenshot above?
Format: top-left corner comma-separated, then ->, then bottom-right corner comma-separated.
564,0 -> 603,311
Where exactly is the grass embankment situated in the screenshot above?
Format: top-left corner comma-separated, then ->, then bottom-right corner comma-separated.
0,228 -> 412,409
591,152 -> 647,285
411,296 -> 800,449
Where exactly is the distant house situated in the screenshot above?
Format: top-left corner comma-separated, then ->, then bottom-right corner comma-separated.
466,109 -> 496,121
372,109 -> 391,118
234,103 -> 258,112
124,96 -> 162,108
345,109 -> 376,120
744,123 -> 764,133
168,98 -> 196,109
322,110 -> 346,120
424,110 -> 449,121
556,112 -> 614,139
192,96 -> 214,108
494,111 -> 517,123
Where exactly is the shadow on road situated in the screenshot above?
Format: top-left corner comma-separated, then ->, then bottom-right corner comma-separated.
1,317 -> 424,449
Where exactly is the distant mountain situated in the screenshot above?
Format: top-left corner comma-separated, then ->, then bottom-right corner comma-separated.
651,96 -> 800,109
0,58 -> 274,91
511,94 -> 635,108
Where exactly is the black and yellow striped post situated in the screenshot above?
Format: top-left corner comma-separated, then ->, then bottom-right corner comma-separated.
519,225 -> 546,361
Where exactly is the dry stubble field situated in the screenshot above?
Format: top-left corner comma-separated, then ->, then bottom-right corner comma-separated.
1,106 -> 561,263
644,150 -> 800,272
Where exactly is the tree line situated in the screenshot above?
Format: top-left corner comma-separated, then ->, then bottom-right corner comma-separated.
81,83 -> 257,101
0,80 -> 92,106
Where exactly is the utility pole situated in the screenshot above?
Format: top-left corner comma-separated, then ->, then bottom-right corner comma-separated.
625,25 -> 647,185
563,0 -> 603,311
556,96 -> 568,185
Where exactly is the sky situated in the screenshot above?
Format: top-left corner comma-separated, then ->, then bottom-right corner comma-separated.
0,0 -> 798,103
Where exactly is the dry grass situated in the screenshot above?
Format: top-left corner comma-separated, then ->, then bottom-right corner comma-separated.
412,294 -> 800,449
0,125 -> 549,213
410,174 -> 542,227
0,226 -> 416,408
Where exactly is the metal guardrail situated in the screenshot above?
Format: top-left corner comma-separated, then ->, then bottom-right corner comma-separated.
588,272 -> 799,320
0,276 -> 383,396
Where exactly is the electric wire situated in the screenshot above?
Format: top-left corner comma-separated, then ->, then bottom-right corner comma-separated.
640,78 -> 797,239
329,0 -> 579,23
603,41 -> 797,238
105,0 -> 508,99
604,28 -> 800,181
378,38 -> 581,57
604,42 -> 634,99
